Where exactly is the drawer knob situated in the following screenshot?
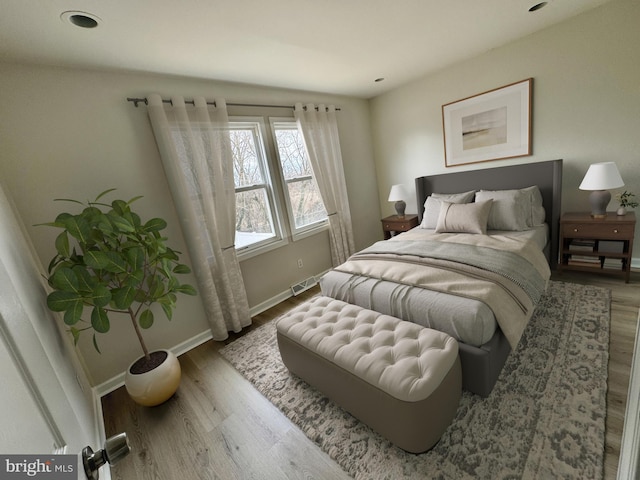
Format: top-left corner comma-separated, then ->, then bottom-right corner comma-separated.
573,228 -> 578,232
614,229 -> 618,233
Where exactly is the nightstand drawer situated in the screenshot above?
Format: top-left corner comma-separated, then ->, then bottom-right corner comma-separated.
562,223 -> 634,239
383,221 -> 412,231
381,214 -> 419,239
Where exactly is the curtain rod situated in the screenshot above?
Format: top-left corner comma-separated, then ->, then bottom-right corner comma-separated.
126,97 -> 340,111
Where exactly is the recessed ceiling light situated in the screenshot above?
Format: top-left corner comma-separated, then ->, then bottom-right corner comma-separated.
529,2 -> 548,12
374,78 -> 385,83
61,11 -> 101,28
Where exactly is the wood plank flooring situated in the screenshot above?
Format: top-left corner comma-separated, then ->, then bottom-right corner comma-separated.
102,271 -> 639,480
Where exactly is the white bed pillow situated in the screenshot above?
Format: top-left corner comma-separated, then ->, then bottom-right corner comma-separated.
420,190 -> 476,229
522,185 -> 546,226
435,200 -> 493,234
475,186 -> 545,231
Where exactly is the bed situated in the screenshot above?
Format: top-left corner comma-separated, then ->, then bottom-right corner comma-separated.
320,159 -> 563,396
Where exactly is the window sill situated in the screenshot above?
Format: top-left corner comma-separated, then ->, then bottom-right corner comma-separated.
237,237 -> 288,262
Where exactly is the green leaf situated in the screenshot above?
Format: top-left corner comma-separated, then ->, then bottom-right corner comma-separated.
127,195 -> 144,205
175,284 -> 197,296
145,274 -> 164,299
54,198 -> 85,207
112,284 -> 136,309
82,206 -> 103,219
94,188 -> 117,202
54,212 -> 73,223
85,251 -> 128,273
139,309 -> 154,329
62,215 -> 91,244
83,250 -> 109,269
72,266 -> 97,292
49,267 -> 79,292
129,212 -> 142,228
55,232 -> 70,258
92,334 -> 102,354
110,214 -> 135,233
91,284 -> 111,308
91,307 -> 110,333
160,302 -> 173,320
143,218 -> 167,232
111,199 -> 129,216
47,290 -> 82,312
125,247 -> 146,271
173,264 -> 191,274
63,302 -> 84,326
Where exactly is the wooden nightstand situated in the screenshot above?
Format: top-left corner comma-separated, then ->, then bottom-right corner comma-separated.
558,212 -> 636,282
381,214 -> 418,239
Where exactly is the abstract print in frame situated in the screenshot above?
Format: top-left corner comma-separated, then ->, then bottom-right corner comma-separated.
443,78 -> 532,167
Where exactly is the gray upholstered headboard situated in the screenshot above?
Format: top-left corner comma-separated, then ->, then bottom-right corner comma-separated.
415,159 -> 563,268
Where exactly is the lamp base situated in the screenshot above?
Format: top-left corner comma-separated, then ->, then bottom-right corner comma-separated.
394,200 -> 406,217
588,190 -> 610,218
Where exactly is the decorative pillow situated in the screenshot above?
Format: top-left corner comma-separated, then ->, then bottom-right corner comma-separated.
420,190 -> 476,229
435,200 -> 493,234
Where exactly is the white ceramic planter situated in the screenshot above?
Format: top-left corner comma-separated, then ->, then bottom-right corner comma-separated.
124,350 -> 181,407
617,207 -> 627,216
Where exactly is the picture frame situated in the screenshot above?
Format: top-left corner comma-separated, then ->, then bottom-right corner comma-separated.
442,78 -> 532,167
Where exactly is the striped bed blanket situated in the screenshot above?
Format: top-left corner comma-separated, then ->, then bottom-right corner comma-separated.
332,232 -> 550,348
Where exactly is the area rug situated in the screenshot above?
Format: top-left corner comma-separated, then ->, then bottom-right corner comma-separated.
220,281 -> 611,479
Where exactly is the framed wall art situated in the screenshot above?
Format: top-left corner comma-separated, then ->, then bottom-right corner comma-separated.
442,78 -> 532,167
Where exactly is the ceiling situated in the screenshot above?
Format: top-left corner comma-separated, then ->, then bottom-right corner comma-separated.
0,0 -> 613,98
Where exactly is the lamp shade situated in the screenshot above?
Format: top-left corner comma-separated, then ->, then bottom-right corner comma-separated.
388,184 -> 408,201
579,162 -> 624,191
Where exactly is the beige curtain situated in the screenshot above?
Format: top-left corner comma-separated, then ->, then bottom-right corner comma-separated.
147,94 -> 251,340
295,103 -> 355,265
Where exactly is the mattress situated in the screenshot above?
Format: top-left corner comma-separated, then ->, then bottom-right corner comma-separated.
319,225 -> 549,347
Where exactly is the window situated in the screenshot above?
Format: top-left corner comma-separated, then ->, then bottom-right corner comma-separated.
229,120 -> 282,252
171,115 -> 328,258
230,117 -> 327,258
272,120 -> 327,238
170,115 -> 324,258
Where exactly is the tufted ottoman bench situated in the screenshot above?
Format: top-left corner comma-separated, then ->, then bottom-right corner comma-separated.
276,296 -> 461,453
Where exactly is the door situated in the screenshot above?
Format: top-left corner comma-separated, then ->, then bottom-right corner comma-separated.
0,183 -> 101,475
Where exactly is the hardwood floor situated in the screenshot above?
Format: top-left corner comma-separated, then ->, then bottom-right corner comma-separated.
102,271 -> 640,480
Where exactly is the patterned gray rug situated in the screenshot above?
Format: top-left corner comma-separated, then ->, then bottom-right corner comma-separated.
220,281 -> 610,479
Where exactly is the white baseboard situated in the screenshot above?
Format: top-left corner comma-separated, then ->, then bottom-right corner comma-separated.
94,271 -> 329,398
94,330 -> 214,397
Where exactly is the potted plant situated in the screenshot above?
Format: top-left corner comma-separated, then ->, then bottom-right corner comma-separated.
38,189 -> 197,406
615,190 -> 638,216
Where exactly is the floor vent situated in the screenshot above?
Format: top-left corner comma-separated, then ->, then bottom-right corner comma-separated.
291,276 -> 317,296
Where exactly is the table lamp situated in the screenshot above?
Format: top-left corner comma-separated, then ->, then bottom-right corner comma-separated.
578,162 -> 624,218
388,184 -> 408,217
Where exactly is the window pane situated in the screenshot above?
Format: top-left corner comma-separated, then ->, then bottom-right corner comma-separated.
287,179 -> 326,228
230,129 -> 264,188
275,129 -> 312,180
235,188 -> 275,248
274,125 -> 327,232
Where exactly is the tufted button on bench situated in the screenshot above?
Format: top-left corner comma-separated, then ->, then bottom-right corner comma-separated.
276,295 -> 461,453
